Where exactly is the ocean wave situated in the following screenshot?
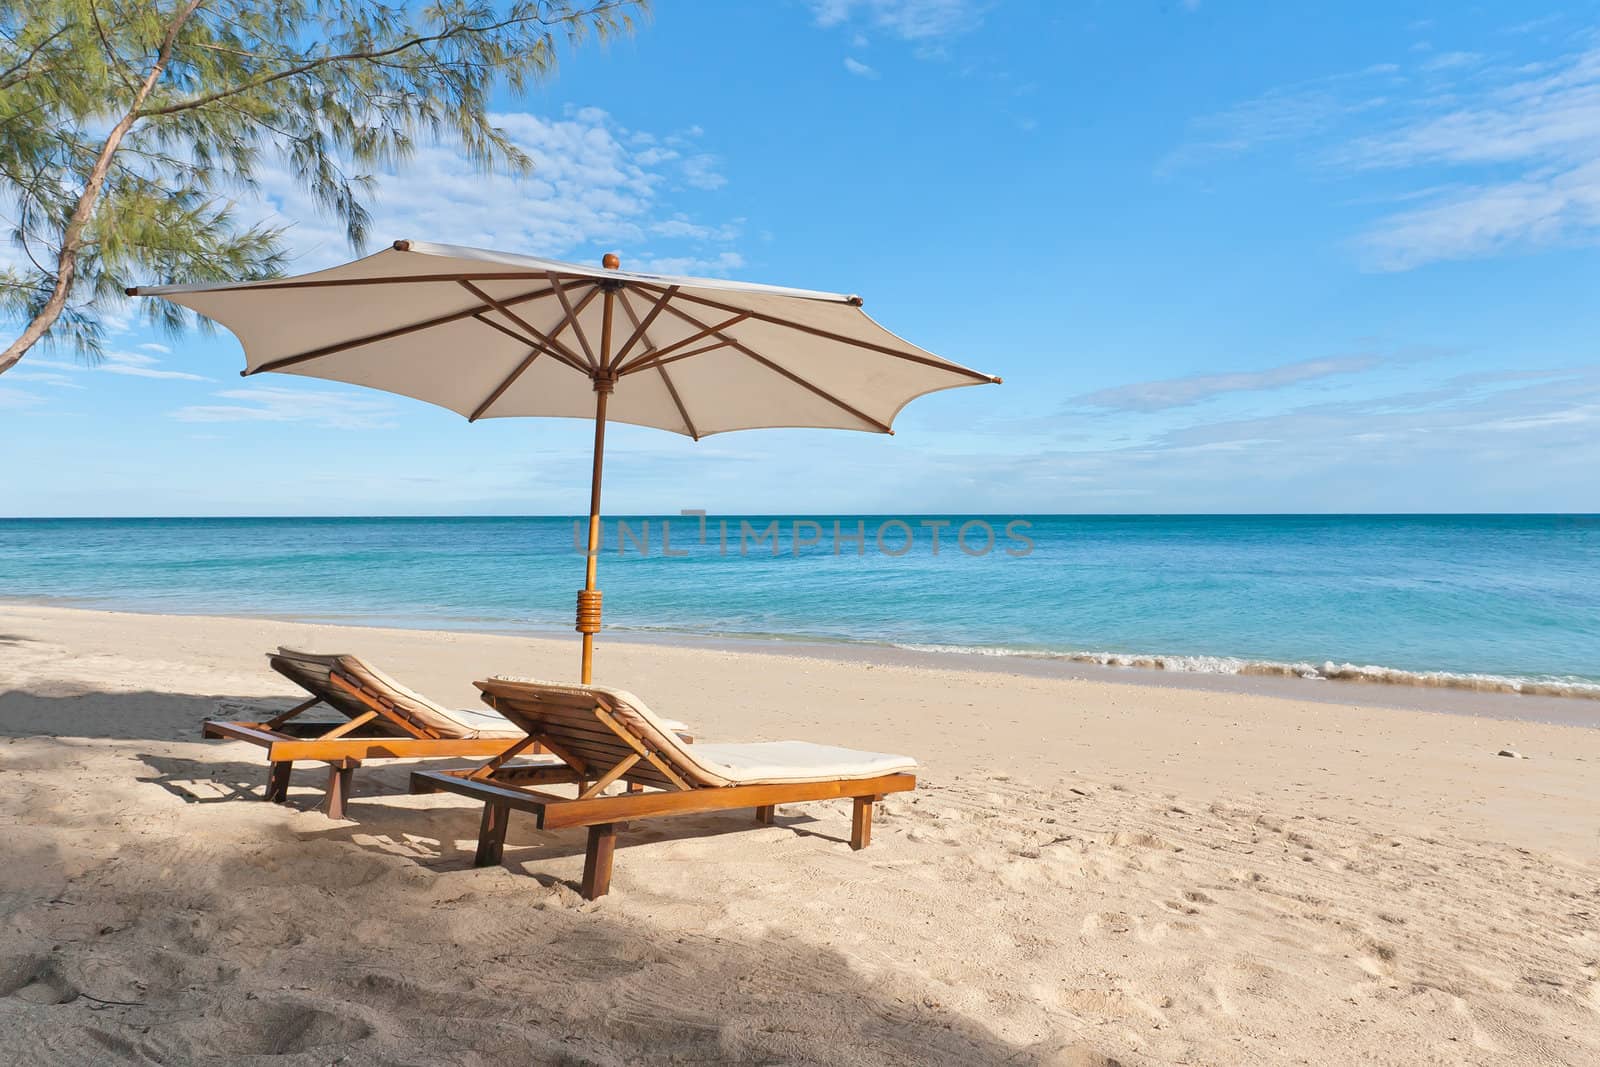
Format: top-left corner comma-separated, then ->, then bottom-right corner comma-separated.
889,643 -> 1600,701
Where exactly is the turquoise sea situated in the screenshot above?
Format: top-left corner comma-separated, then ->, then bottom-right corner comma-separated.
2,515 -> 1598,697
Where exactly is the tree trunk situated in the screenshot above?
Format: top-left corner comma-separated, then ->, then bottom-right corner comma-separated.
0,1 -> 202,377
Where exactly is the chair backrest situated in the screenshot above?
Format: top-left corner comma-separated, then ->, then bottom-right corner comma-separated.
477,677 -> 732,789
269,648 -> 474,739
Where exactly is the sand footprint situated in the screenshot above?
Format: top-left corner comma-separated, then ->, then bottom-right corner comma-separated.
210,998 -> 374,1057
0,954 -> 79,1005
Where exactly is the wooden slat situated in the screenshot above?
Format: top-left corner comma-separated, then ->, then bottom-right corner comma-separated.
538,774 -> 914,830
265,696 -> 321,730
318,708 -> 379,740
488,763 -> 584,787
264,736 -> 520,762
592,706 -> 692,791
411,769 -> 916,830
467,733 -> 543,781
327,670 -> 443,739
579,753 -> 640,799
409,769 -> 556,825
201,720 -> 287,748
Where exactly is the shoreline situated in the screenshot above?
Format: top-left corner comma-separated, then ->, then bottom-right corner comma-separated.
7,596 -> 1597,727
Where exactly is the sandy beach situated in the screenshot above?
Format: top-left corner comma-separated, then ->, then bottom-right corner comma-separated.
2,601 -> 1598,1065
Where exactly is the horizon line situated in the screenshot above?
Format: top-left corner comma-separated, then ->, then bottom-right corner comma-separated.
2,512 -> 1598,521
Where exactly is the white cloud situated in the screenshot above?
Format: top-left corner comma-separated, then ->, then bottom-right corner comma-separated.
9,350 -> 209,383
171,386 -> 398,430
1359,159 -> 1600,270
678,153 -> 727,191
5,370 -> 82,388
844,57 -> 879,79
1348,42 -> 1600,268
810,0 -> 986,41
98,350 -> 211,381
1170,34 -> 1600,270
648,216 -> 741,241
634,251 -> 747,275
1421,50 -> 1482,72
1069,355 -> 1382,412
240,106 -> 741,274
0,385 -> 41,409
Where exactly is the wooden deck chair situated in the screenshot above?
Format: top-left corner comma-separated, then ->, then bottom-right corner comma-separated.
200,649 -> 531,818
205,650 -> 693,818
410,676 -> 917,898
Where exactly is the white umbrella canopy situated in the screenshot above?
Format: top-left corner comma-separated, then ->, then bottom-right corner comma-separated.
131,240 -> 1000,681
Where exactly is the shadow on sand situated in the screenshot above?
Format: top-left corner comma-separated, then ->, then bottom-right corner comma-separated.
1,684 -> 1124,1065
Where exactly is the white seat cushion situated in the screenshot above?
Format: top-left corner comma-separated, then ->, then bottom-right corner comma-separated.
452,704 -> 688,738
467,687 -> 688,739
687,741 -> 917,785
441,706 -> 527,738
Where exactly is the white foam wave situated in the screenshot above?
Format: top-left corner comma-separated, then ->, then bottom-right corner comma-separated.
889,643 -> 1600,700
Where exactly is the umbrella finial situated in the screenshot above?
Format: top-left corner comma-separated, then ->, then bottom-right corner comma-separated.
602,253 -> 621,270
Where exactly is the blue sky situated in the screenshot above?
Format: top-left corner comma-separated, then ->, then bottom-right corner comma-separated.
4,0 -> 1599,516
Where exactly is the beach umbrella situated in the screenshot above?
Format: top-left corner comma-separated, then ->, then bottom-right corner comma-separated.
130,241 -> 1000,683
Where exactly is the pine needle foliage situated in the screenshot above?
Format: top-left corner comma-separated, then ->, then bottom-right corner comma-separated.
0,0 -> 639,373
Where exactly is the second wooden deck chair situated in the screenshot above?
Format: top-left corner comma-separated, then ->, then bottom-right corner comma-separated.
411,677 -> 918,898
200,649 -> 529,818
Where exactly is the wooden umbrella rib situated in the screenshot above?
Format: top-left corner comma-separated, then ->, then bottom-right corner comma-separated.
549,272 -> 599,369
618,291 -> 699,439
633,282 -> 997,383
470,314 -> 592,376
469,345 -> 547,422
467,291 -> 602,418
135,271 -> 596,295
610,285 -> 679,368
459,280 -> 595,374
618,339 -> 734,377
246,281 -> 580,375
655,361 -> 700,440
659,302 -> 892,434
615,311 -> 751,375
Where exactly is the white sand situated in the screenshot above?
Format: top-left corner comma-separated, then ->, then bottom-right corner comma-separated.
2,603 -> 1597,1065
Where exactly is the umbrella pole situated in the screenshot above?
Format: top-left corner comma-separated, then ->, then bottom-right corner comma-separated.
576,265 -> 620,684
576,384 -> 608,683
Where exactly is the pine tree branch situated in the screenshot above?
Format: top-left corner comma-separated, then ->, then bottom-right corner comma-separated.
0,0 -> 204,374
0,24 -> 71,91
137,2 -> 631,118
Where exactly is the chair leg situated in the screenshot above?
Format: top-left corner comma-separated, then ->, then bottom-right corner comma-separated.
581,823 -> 618,899
850,796 -> 873,851
265,761 -> 293,803
323,764 -> 355,819
754,804 -> 776,825
475,802 -> 510,867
